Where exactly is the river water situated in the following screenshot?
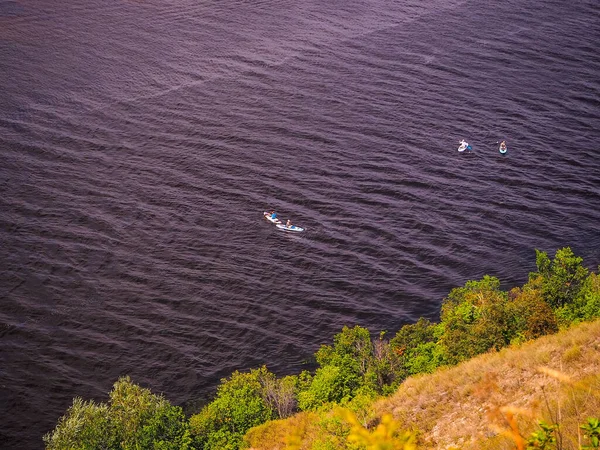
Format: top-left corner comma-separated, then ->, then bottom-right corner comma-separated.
1,0 -> 599,447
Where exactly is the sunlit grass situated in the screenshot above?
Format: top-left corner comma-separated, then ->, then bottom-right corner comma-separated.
375,319 -> 600,449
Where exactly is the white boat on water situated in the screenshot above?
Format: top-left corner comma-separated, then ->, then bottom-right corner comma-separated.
276,223 -> 305,232
263,211 -> 281,224
458,139 -> 472,152
264,211 -> 305,232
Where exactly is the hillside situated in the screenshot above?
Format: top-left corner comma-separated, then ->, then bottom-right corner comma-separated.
245,319 -> 600,449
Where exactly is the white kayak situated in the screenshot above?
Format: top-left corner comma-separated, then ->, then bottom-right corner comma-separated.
499,142 -> 508,154
276,224 -> 305,232
263,211 -> 281,224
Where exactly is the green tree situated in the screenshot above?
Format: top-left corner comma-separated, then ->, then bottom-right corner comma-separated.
313,325 -> 376,402
44,377 -> 191,450
299,325 -> 402,410
109,378 -> 191,449
390,318 -> 445,377
404,341 -> 446,375
44,398 -> 117,450
315,325 -> 373,375
440,276 -> 511,364
297,364 -> 347,411
508,280 -> 558,342
531,247 -> 589,308
554,270 -> 600,328
189,366 -> 276,450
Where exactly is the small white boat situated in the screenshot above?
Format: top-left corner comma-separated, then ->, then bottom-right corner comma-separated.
458,139 -> 472,152
276,223 -> 305,232
499,141 -> 507,154
263,211 -> 281,224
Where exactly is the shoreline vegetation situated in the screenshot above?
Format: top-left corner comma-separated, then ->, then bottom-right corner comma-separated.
44,247 -> 600,449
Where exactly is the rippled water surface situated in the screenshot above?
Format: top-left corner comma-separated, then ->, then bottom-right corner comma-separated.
1,0 -> 599,447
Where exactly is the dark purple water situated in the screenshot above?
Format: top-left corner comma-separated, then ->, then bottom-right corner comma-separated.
1,0 -> 599,447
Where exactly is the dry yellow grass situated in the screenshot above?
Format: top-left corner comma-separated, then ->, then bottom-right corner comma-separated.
244,411 -> 321,450
243,319 -> 600,450
375,319 -> 600,449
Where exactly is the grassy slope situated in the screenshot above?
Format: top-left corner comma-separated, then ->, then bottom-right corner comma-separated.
375,319 -> 600,449
246,319 -> 600,449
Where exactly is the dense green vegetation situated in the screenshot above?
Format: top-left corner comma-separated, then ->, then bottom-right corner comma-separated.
44,247 -> 600,449
44,376 -> 192,449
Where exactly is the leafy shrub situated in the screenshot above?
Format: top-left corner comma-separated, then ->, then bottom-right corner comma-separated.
440,276 -> 512,364
554,271 -> 600,328
299,326 -> 403,410
189,366 -> 276,450
508,280 -> 558,341
44,377 -> 191,450
531,247 -> 589,308
526,420 -> 557,449
315,325 -> 374,376
391,318 -> 445,376
44,398 -> 117,450
581,417 -> 600,449
298,365 -> 346,411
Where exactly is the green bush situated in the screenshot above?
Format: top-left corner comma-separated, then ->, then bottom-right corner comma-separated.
581,417 -> 600,449
554,271 -> 600,328
391,319 -> 445,376
305,326 -> 374,407
44,377 -> 191,450
531,247 -> 589,308
189,366 -> 276,450
44,398 -> 117,450
299,326 -> 403,410
298,365 -> 348,411
315,325 -> 373,373
508,280 -> 558,341
439,276 -> 512,364
526,420 -> 557,449
404,341 -> 446,375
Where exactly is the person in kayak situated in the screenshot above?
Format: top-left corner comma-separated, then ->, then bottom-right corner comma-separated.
286,219 -> 292,227
458,139 -> 470,151
270,211 -> 277,219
